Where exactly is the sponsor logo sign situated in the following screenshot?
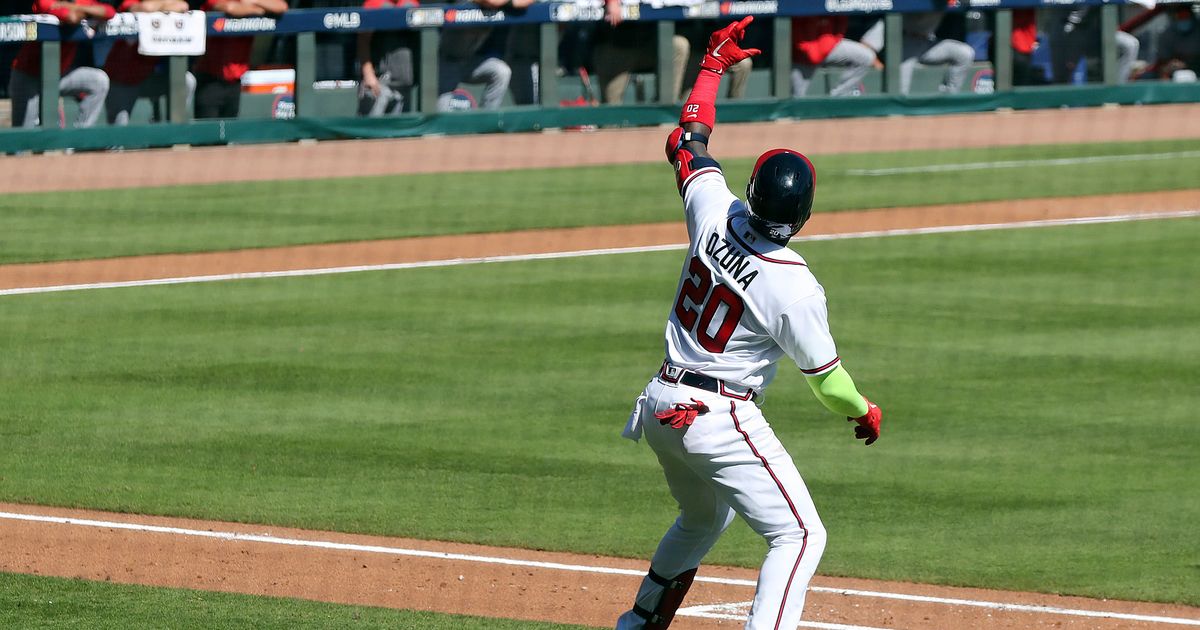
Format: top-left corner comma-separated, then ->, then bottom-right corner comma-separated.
685,2 -> 721,17
444,88 -> 476,110
719,1 -> 777,15
212,16 -> 276,33
824,0 -> 892,12
322,11 -> 361,29
972,69 -> 994,94
103,12 -> 140,37
445,8 -> 505,23
0,20 -> 38,42
405,7 -> 444,27
551,2 -> 605,22
272,94 -> 296,119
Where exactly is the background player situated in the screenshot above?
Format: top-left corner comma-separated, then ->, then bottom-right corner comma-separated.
616,17 -> 884,630
8,0 -> 113,128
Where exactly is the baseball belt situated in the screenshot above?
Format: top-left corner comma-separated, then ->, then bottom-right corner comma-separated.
658,360 -> 760,403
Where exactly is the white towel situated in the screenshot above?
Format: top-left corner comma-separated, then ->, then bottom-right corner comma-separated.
621,393 -> 648,442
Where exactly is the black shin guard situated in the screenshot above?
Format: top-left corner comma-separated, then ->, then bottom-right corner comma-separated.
630,567 -> 698,629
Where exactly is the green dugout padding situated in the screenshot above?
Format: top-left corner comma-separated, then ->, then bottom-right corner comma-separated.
4,83 -> 1199,154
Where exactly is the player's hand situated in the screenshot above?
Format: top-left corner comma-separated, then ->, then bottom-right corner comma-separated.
700,16 -> 761,74
603,0 -> 622,26
361,73 -> 382,98
847,398 -> 881,445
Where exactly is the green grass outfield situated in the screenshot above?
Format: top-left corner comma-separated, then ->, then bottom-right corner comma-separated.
1,138 -> 1198,263
0,573 -> 590,630
2,217 -> 1197,608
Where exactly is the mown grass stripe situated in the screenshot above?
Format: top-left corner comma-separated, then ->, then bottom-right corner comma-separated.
846,150 -> 1200,176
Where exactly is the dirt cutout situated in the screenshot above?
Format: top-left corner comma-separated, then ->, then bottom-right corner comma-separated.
1,190 -> 1197,291
1,504 -> 1198,629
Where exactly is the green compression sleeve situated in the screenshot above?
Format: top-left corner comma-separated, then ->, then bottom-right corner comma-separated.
805,364 -> 870,418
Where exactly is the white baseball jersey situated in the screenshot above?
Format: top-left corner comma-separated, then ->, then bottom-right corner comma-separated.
664,166 -> 841,391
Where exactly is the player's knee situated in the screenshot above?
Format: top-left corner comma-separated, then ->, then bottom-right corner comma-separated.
767,519 -> 826,556
1117,32 -> 1139,57
489,59 -> 512,84
806,521 -> 828,557
954,42 -> 976,65
671,35 -> 690,62
675,508 -> 734,541
88,69 -> 110,92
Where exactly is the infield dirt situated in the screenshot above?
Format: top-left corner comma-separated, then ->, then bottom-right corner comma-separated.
2,105 -> 1199,628
2,503 -> 1199,629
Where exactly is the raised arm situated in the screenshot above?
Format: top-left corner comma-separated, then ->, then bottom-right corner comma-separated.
209,0 -> 286,16
46,0 -> 115,23
664,16 -> 761,187
124,0 -> 189,11
472,0 -> 533,9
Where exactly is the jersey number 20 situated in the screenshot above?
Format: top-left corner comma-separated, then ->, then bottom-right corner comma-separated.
673,256 -> 745,353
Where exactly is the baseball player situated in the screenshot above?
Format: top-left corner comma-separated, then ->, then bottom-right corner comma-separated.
616,17 -> 883,630
9,0 -> 114,128
104,0 -> 197,126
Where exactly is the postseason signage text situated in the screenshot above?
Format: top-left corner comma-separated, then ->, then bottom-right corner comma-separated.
0,20 -> 39,42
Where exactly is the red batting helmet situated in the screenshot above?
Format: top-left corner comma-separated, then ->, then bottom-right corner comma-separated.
745,149 -> 816,243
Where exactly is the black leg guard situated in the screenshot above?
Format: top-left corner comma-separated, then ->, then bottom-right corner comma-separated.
630,568 -> 698,630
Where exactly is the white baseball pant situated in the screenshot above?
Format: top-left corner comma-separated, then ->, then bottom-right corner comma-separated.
791,39 -> 877,97
9,67 -> 110,128
899,35 -> 977,94
617,376 -> 827,630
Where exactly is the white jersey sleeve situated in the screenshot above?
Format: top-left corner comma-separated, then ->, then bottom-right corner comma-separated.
774,289 -> 841,377
681,169 -> 738,239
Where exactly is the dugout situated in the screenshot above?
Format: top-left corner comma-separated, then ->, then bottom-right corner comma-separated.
0,0 -> 1198,152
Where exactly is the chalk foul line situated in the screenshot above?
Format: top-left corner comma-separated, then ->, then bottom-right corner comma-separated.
1,511 -> 1197,627
2,209 -> 1198,298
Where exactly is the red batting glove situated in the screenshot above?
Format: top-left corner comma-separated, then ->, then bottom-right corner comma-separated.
847,398 -> 882,446
655,398 -> 710,429
699,16 -> 762,75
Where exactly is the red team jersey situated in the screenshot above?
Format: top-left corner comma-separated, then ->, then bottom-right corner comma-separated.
12,0 -> 116,75
792,16 -> 849,66
362,0 -> 418,8
104,0 -> 159,86
666,167 -> 841,392
194,0 -> 254,82
1011,9 -> 1038,56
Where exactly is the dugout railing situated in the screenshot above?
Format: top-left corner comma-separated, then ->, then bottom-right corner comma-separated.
1,0 -> 1198,152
